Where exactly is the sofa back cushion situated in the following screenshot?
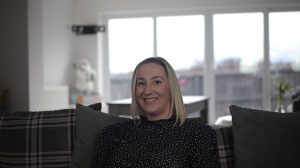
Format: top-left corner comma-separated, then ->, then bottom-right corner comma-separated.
230,105 -> 300,168
71,104 -> 131,168
0,109 -> 75,168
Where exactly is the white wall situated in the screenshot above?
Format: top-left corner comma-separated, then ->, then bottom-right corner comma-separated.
28,0 -> 73,111
73,0 -> 300,20
28,0 -> 44,111
43,0 -> 73,86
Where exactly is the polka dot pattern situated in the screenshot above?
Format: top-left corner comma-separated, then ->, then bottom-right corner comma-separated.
93,117 -> 218,168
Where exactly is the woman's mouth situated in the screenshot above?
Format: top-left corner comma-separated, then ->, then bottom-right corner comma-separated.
144,97 -> 157,103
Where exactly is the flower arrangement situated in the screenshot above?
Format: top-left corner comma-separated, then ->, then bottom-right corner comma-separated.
275,80 -> 291,112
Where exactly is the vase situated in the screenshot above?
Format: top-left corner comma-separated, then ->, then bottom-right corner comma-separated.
275,103 -> 285,113
275,92 -> 286,113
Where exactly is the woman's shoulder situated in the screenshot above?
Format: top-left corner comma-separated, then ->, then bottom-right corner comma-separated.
183,118 -> 217,145
183,118 -> 216,135
97,120 -> 134,141
183,117 -> 206,127
102,119 -> 134,132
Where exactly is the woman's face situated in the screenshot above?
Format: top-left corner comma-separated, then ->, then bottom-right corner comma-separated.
135,63 -> 171,121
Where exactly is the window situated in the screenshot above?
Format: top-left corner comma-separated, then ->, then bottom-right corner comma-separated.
103,9 -> 300,123
108,18 -> 154,99
213,13 -> 264,118
108,15 -> 205,102
156,15 -> 205,95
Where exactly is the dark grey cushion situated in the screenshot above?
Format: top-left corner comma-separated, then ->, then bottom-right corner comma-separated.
88,103 -> 102,111
230,105 -> 300,168
71,104 -> 131,168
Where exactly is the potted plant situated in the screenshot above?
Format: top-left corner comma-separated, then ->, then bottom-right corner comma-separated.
275,80 -> 291,113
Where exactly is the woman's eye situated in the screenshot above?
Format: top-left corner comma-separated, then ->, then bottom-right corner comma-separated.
154,80 -> 162,85
137,81 -> 145,86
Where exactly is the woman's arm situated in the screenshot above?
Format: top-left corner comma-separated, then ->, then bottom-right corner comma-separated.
191,124 -> 219,168
92,127 -> 114,168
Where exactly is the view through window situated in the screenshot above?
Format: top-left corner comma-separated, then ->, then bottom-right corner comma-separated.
156,15 -> 205,96
213,13 -> 264,118
269,11 -> 300,112
108,17 -> 154,99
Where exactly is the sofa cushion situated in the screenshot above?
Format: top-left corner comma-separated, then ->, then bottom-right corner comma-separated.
230,105 -> 300,168
71,104 -> 131,168
0,109 -> 75,168
88,102 -> 102,111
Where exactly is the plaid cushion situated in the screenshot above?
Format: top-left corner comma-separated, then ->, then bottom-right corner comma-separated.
214,126 -> 234,168
0,109 -> 75,168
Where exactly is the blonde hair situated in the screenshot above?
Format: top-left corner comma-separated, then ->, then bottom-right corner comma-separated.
131,57 -> 186,125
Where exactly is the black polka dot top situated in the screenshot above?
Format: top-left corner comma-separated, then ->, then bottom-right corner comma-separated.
92,116 -> 218,168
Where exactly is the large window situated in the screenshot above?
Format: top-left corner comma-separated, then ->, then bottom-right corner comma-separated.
104,9 -> 300,123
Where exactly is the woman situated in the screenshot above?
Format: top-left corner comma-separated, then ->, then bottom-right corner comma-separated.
93,57 -> 218,167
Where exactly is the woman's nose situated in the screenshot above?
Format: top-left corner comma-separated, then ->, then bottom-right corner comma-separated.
144,84 -> 152,94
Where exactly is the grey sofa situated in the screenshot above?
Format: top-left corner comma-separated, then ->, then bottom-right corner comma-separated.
0,104 -> 299,168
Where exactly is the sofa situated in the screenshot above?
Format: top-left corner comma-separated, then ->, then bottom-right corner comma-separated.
0,103 -> 299,168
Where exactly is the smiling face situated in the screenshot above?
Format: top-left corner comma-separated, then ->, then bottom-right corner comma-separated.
135,63 -> 171,121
